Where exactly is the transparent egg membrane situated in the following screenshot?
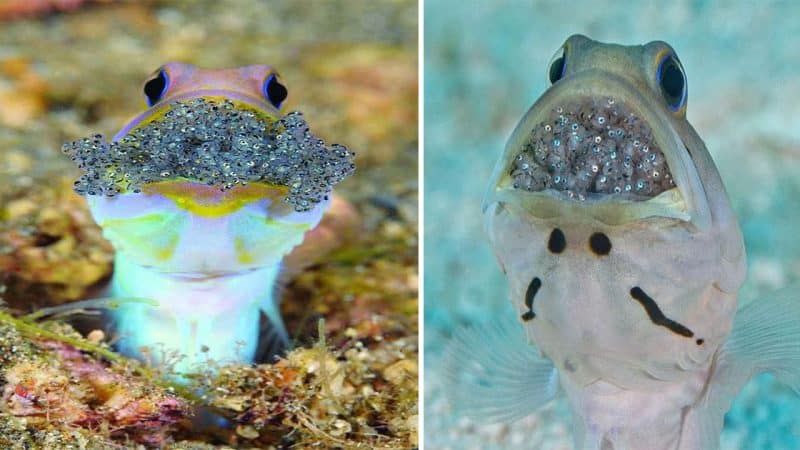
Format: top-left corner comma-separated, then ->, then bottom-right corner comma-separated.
62,98 -> 355,212
510,97 -> 675,201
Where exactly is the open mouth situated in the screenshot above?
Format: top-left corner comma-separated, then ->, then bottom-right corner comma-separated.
63,98 -> 355,212
510,96 -> 675,201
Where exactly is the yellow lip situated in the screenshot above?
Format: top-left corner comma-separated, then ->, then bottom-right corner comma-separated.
142,180 -> 290,218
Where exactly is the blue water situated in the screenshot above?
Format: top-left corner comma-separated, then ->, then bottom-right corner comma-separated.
424,1 -> 800,448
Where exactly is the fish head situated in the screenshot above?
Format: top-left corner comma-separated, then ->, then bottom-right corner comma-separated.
483,35 -> 746,388
64,63 -> 355,273
115,62 -> 285,139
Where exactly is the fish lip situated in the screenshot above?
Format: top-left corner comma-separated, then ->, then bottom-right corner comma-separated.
483,69 -> 711,229
131,266 -> 261,281
153,269 -> 257,280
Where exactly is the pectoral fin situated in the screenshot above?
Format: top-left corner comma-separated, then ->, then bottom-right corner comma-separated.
254,308 -> 290,363
255,283 -> 290,363
443,312 -> 559,423
689,284 -> 800,449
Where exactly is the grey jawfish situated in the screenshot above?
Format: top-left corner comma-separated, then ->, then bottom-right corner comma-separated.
447,35 -> 800,450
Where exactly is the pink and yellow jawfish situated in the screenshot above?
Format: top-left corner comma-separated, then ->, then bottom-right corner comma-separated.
63,62 -> 355,377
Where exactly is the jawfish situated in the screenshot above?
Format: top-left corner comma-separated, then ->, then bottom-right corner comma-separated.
63,63 -> 355,377
447,35 -> 800,450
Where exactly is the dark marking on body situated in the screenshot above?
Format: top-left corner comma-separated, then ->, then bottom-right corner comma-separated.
548,228 -> 566,253
589,232 -> 612,255
563,359 -> 576,372
521,277 -> 542,322
629,286 -> 695,338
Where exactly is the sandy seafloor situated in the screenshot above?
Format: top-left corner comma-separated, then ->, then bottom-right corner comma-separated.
424,1 -> 800,449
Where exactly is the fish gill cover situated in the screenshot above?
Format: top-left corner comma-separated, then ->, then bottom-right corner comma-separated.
62,98 -> 356,212
510,97 -> 675,200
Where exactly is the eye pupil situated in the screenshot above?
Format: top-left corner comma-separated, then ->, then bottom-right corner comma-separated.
143,69 -> 168,107
549,54 -> 565,84
264,74 -> 288,108
658,56 -> 685,109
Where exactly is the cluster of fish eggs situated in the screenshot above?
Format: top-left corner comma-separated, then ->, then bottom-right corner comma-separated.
510,97 -> 674,200
63,98 -> 355,212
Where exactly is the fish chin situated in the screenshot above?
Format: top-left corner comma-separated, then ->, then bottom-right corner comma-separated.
88,189 -> 327,273
485,199 -> 735,390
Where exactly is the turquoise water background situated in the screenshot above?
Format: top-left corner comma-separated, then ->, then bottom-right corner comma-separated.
424,1 -> 800,448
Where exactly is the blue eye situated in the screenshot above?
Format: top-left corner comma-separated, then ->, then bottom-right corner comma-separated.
656,54 -> 687,111
143,68 -> 169,107
263,73 -> 288,109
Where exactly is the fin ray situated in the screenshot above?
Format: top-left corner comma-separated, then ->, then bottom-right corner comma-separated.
443,314 -> 558,424
693,284 -> 800,449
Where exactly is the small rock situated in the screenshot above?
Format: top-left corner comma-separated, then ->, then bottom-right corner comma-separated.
329,419 -> 352,437
235,424 -> 259,439
382,358 -> 417,385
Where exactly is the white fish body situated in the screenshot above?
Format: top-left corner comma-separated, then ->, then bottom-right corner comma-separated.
447,35 -> 800,450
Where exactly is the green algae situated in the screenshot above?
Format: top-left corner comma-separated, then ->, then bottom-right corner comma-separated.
0,306 -> 417,448
0,309 -> 198,401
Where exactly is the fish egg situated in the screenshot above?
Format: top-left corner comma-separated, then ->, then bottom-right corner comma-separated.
510,97 -> 675,200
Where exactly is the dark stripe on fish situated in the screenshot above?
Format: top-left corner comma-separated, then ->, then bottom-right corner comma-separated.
629,286 -> 694,338
521,277 -> 542,322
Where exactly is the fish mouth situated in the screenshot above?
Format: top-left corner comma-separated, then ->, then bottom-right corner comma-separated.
140,180 -> 293,218
64,98 -> 355,213
484,70 -> 711,228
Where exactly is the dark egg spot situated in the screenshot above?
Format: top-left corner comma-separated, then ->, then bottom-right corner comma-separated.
548,228 -> 566,253
589,232 -> 612,255
696,338 -> 704,346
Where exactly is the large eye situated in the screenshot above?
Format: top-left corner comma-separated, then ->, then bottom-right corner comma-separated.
548,46 -> 566,84
143,68 -> 169,107
263,73 -> 287,109
657,54 -> 687,111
